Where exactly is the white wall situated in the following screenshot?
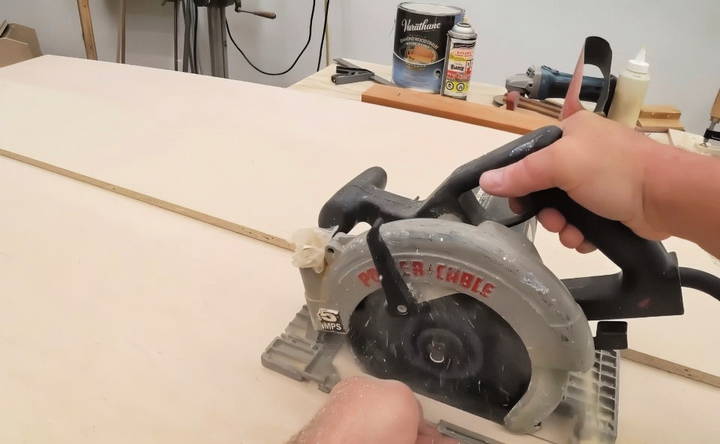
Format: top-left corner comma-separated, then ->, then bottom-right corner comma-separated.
3,0 -> 719,132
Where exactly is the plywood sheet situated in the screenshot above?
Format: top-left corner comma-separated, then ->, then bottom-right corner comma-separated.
0,56 -> 516,242
0,155 -> 541,444
1,154 -> 719,443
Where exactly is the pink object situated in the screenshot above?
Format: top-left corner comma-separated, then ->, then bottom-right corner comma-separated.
560,45 -> 586,120
506,91 -> 520,111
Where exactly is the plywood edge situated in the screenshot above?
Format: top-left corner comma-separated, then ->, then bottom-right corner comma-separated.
0,147 -> 294,251
623,348 -> 720,389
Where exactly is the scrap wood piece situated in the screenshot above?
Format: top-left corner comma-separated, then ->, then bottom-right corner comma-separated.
496,93 -> 561,119
637,117 -> 685,132
0,147 -> 293,251
361,84 -> 556,135
622,348 -> 720,389
640,105 -> 681,120
76,0 -> 98,60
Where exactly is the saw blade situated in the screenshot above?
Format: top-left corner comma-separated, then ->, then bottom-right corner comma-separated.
348,290 -> 531,425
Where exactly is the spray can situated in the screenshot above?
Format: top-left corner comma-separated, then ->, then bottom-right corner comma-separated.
441,21 -> 477,100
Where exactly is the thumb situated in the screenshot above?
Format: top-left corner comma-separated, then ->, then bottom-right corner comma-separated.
479,144 -> 561,197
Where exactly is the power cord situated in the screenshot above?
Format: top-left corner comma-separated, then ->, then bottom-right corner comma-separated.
180,0 -> 198,73
226,0 -> 317,76
679,267 -> 720,302
316,0 -> 330,71
193,1 -> 199,73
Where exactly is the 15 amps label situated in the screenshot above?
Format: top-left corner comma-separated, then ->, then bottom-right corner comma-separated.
317,308 -> 344,332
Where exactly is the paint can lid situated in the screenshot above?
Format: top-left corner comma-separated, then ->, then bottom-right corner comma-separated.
399,2 -> 464,16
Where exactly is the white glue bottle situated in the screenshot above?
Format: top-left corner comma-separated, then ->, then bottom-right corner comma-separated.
608,48 -> 650,127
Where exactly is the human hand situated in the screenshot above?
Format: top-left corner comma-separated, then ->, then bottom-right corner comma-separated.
290,376 -> 458,444
479,111 -> 670,252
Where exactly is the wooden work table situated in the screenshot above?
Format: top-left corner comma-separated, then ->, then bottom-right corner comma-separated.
0,56 -> 718,443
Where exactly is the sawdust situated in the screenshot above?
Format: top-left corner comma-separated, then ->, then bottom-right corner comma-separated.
290,227 -> 335,273
521,272 -> 550,295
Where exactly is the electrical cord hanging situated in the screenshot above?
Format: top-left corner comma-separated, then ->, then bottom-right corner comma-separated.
679,267 -> 720,302
193,1 -> 199,73
226,0 -> 316,76
180,0 -> 199,74
316,0 -> 330,71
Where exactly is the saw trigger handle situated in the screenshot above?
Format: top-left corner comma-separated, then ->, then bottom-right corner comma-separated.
418,126 -> 564,221
463,125 -> 685,320
523,189 -> 684,320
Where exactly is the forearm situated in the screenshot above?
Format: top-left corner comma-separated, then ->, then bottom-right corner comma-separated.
644,141 -> 720,257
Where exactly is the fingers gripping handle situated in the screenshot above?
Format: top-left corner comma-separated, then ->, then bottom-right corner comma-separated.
418,126 -> 564,218
524,189 -> 676,279
493,130 -> 683,319
319,126 -> 565,231
466,127 -> 675,285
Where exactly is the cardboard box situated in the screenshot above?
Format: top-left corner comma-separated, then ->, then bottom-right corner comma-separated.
0,21 -> 42,68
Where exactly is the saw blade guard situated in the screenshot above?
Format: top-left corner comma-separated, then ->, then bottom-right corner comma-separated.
300,218 -> 594,432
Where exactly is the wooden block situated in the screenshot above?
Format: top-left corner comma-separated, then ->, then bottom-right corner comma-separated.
362,84 -> 556,135
76,0 -> 98,60
639,105 -> 681,119
0,22 -> 42,68
637,117 -> 685,132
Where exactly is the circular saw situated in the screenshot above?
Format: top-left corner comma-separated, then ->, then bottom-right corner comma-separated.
263,126 -> 720,440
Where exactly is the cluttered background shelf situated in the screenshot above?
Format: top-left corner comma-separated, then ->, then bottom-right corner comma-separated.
2,0 -> 719,132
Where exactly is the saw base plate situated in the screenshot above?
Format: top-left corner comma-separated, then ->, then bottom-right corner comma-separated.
262,306 -> 619,444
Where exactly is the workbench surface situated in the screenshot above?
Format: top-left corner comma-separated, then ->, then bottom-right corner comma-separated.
0,56 -> 719,443
290,59 -> 506,105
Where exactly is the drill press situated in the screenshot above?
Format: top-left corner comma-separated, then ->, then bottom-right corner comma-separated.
193,0 -> 276,78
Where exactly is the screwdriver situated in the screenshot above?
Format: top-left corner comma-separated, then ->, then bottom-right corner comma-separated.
702,89 -> 720,147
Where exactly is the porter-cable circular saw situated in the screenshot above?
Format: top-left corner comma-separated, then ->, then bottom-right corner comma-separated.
263,126 -> 720,438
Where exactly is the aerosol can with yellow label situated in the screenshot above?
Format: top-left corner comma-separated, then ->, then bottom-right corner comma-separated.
441,20 -> 477,100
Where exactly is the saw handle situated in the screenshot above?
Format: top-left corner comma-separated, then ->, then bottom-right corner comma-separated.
318,167 -> 422,233
523,188 -> 683,319
524,189 -> 672,273
418,126 -> 563,219
438,125 -> 682,319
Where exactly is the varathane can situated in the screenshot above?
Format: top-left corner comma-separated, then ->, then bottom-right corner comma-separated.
393,3 -> 464,93
441,22 -> 477,100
